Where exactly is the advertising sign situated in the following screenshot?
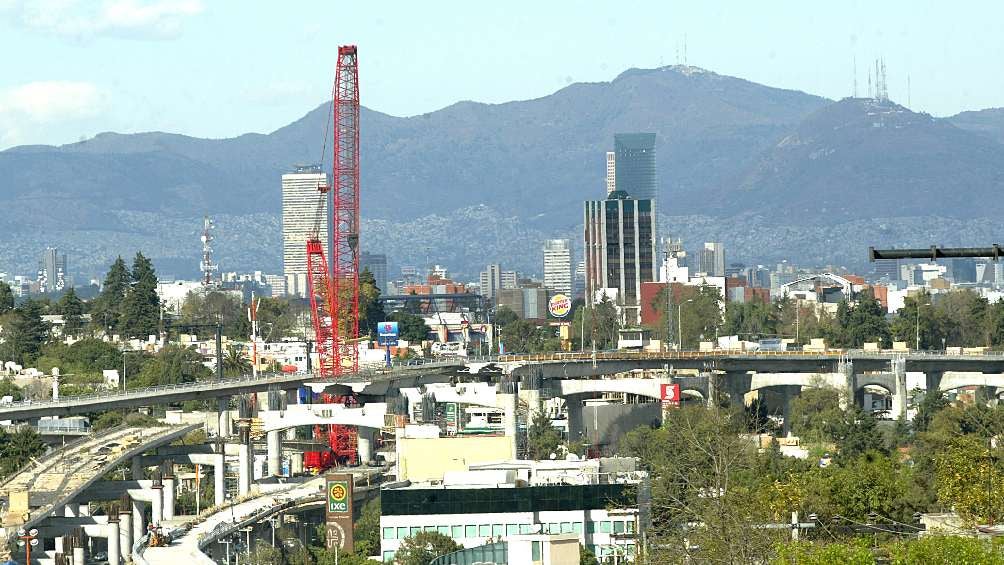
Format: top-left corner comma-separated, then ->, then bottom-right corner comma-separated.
325,473 -> 354,552
548,294 -> 572,318
661,383 -> 681,407
377,321 -> 400,346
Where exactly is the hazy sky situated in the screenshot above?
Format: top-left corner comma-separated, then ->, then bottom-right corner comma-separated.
2,0 -> 1003,149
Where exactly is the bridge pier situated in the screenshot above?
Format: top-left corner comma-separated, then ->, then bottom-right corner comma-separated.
105,516 -> 120,565
892,357 -> 907,420
723,372 -> 752,408
781,386 -> 795,436
267,430 -> 281,477
162,474 -> 175,521
357,427 -> 376,465
214,452 -> 226,507
238,440 -> 251,496
218,396 -> 232,438
132,497 -> 145,545
73,545 -> 85,565
119,505 -> 132,560
837,359 -> 854,410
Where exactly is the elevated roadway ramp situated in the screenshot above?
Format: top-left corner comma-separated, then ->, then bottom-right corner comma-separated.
0,423 -> 199,547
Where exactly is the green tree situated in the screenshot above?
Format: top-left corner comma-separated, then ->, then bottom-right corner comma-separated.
388,312 -> 431,343
359,269 -> 384,340
843,290 -> 890,347
527,411 -> 563,460
724,298 -> 779,341
890,292 -> 940,349
0,281 -> 14,315
91,256 -> 130,334
177,291 -> 250,339
246,540 -> 284,565
393,531 -> 461,565
222,345 -> 252,376
934,434 -> 1004,525
0,299 -> 50,365
127,345 -> 210,389
788,386 -> 844,443
829,407 -> 887,463
91,411 -> 124,431
679,285 -> 723,349
806,451 -> 921,523
354,496 -> 381,555
119,252 -> 161,339
889,535 -> 1004,564
579,544 -> 600,565
257,296 -> 307,341
912,389 -> 949,433
773,539 -> 875,565
0,378 -> 24,401
0,427 -> 46,478
56,287 -> 86,336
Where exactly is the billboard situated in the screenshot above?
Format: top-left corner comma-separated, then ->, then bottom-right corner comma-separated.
325,473 -> 354,552
377,321 -> 400,346
548,294 -> 572,318
661,383 -> 681,406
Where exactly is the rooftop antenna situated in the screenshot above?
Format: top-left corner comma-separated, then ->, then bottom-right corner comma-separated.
683,34 -> 688,65
879,58 -> 889,101
853,56 -> 858,98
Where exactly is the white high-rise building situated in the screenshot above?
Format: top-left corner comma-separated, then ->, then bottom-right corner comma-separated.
480,264 -> 502,300
543,239 -> 573,297
699,242 -> 726,277
605,151 -> 616,194
282,166 -> 329,297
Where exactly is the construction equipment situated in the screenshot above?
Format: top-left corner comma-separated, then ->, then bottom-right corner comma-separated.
306,45 -> 362,465
147,525 -> 169,547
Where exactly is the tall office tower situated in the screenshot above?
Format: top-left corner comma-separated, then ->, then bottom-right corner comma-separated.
480,264 -> 502,300
37,247 -> 67,293
574,261 -> 586,299
500,271 -> 518,290
949,258 -> 976,284
605,151 -> 616,194
542,239 -> 573,296
360,251 -> 388,293
614,133 -> 657,201
282,165 -> 329,297
699,242 -> 726,277
584,190 -> 657,325
874,259 -> 901,282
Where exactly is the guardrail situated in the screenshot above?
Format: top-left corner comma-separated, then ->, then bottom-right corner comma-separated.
0,423 -> 130,491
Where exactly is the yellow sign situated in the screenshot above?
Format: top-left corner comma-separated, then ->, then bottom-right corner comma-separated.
548,294 -> 572,318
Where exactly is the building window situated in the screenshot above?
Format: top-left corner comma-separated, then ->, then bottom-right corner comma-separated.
548,522 -> 560,533
410,527 -> 421,537
382,551 -> 395,562
382,527 -> 395,540
561,522 -> 574,534
614,521 -> 625,534
424,526 -> 436,532
452,525 -> 463,538
573,522 -> 583,534
506,524 -> 518,536
520,524 -> 533,534
396,527 -> 408,539
465,525 -> 477,538
492,524 -> 503,537
438,526 -> 450,536
479,524 -> 491,537
599,521 -> 612,534
532,541 -> 542,560
626,521 -> 635,534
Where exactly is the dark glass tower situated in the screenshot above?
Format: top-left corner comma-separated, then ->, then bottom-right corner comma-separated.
614,133 -> 657,201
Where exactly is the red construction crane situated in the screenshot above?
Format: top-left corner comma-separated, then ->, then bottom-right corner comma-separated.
305,45 -> 361,465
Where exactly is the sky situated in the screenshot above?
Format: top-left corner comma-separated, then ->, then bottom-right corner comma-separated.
2,0 -> 1004,149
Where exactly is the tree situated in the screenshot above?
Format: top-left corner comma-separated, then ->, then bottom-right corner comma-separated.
679,285 -> 723,349
579,544 -> 600,565
0,299 -> 50,365
0,378 -> 23,401
842,290 -> 891,347
0,281 -> 13,315
829,406 -> 887,463
354,497 -> 381,555
0,427 -> 46,478
91,411 -> 124,431
773,539 -> 875,565
890,292 -> 940,349
177,291 -> 250,339
359,269 -> 384,340
888,535 -> 1004,564
935,435 -> 1004,525
222,345 -> 252,376
119,252 -> 161,339
388,312 -> 432,343
91,256 -> 130,334
127,345 -> 210,389
788,386 -> 844,443
56,287 -> 85,336
912,389 -> 949,433
527,411 -> 563,460
257,296 -> 308,341
724,298 -> 779,341
393,531 -> 461,565
246,540 -> 284,565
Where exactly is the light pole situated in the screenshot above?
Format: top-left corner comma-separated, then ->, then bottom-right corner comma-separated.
678,299 -> 693,350
16,527 -> 38,564
915,300 -> 928,351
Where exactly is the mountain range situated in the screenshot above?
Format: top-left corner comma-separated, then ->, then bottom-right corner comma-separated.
3,65 -> 1004,281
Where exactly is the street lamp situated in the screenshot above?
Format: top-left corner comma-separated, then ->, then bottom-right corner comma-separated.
16,528 -> 39,564
678,299 -> 694,351
915,300 -> 929,351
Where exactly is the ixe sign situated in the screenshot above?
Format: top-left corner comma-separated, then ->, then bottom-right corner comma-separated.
325,473 -> 354,552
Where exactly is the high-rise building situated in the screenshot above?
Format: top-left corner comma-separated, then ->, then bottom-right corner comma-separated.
542,239 -> 573,297
874,259 -> 901,282
699,242 -> 725,277
282,165 -> 329,297
360,251 -> 388,293
605,151 -> 616,194
584,190 -> 657,325
38,247 -> 67,293
614,133 -> 657,202
574,261 -> 586,299
949,258 -> 976,284
480,264 -> 502,300
500,270 -> 518,290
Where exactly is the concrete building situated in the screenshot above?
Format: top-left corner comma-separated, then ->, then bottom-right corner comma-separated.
379,458 -> 645,563
497,287 -> 549,322
263,274 -> 287,297
38,247 -> 67,293
281,165 -> 329,297
699,242 -> 726,277
361,251 -> 389,293
480,265 -> 518,301
605,151 -> 616,194
574,261 -> 586,299
583,191 -> 657,325
542,239 -> 573,297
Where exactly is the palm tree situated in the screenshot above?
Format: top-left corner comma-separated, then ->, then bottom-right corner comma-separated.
222,345 -> 252,377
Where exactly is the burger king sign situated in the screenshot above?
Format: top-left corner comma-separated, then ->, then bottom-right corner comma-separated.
548,294 -> 572,318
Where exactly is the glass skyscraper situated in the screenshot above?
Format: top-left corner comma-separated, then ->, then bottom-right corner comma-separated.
613,133 -> 657,202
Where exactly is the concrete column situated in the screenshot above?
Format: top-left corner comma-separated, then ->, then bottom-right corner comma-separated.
926,371 -> 944,395
218,396 -> 231,437
499,392 -> 518,459
237,442 -> 250,496
131,457 -> 143,481
356,428 -> 375,465
892,356 -> 907,420
704,372 -> 718,408
566,397 -> 584,445
781,386 -> 794,436
151,485 -> 163,526
213,452 -> 226,507
837,359 -> 854,410
119,508 -> 133,560
267,430 -> 281,477
162,475 -> 175,521
521,388 -> 542,419
132,498 -> 144,545
55,534 -> 64,555
724,372 -> 751,408
107,518 -> 120,565
73,546 -> 85,565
